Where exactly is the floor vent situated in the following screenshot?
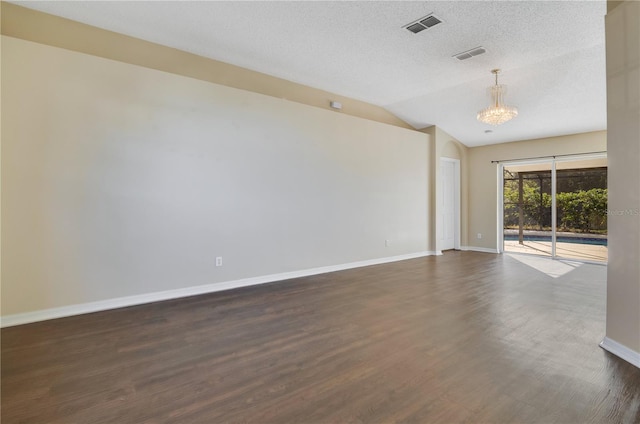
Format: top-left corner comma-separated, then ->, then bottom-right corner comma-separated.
453,46 -> 487,60
404,14 -> 443,34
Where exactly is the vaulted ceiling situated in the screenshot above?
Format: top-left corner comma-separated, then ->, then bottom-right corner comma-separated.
13,1 -> 607,147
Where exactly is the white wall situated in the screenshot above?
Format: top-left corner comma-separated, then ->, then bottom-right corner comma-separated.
1,36 -> 430,318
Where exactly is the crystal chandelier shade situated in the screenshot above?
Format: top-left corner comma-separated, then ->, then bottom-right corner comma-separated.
477,69 -> 518,126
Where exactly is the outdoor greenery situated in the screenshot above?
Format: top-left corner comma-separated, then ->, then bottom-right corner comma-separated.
556,188 -> 607,232
504,179 -> 551,230
503,169 -> 607,233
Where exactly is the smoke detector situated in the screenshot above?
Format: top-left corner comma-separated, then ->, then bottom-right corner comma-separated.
404,13 -> 443,34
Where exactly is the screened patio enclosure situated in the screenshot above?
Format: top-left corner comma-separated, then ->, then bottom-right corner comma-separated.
501,156 -> 608,263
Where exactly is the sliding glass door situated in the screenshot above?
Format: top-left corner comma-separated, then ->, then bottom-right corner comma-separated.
501,155 -> 607,263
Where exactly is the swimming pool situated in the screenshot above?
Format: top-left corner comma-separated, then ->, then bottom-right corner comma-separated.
503,235 -> 607,246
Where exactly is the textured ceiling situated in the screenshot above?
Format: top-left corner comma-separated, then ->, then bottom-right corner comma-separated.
13,1 -> 607,147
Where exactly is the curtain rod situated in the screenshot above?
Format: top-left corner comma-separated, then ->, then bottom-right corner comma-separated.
491,151 -> 607,164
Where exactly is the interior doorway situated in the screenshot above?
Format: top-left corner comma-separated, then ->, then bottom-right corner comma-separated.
500,155 -> 607,263
440,158 -> 460,251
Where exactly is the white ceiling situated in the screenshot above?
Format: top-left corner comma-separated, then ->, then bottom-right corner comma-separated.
13,0 -> 607,147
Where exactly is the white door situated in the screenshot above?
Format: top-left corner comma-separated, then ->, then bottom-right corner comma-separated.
440,159 -> 459,251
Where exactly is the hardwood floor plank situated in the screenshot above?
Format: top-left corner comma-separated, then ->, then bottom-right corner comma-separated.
2,252 -> 639,423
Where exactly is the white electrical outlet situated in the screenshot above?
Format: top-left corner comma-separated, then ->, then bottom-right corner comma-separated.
477,233 -> 482,239
385,239 -> 390,247
216,257 -> 223,267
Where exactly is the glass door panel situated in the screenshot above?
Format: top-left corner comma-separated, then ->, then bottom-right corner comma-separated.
554,158 -> 608,262
503,163 -> 553,257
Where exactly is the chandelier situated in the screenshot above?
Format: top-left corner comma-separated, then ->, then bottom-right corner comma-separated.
477,69 -> 518,126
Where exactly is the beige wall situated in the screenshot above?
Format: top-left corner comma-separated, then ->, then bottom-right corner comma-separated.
1,35 -> 430,317
605,1 -> 640,355
467,131 -> 607,251
0,2 -> 410,130
608,1 -> 624,13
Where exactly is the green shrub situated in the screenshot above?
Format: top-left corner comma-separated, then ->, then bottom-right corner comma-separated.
504,183 -> 607,233
556,188 -> 607,232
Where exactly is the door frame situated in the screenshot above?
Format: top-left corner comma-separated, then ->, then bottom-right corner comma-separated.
440,158 -> 461,251
497,158 -> 550,254
497,152 -> 608,260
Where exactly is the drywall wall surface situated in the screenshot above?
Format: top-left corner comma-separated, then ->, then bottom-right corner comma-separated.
1,36 -> 429,316
467,131 -> 607,251
605,0 -> 640,355
441,139 -> 461,160
0,2 -> 411,130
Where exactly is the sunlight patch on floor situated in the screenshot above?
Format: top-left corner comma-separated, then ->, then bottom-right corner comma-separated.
506,253 -> 583,278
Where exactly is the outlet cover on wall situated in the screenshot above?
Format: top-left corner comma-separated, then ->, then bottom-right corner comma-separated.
216,257 -> 223,267
477,233 -> 482,239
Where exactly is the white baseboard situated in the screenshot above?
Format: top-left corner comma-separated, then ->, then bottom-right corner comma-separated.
460,246 -> 499,254
600,337 -> 640,369
1,251 -> 436,328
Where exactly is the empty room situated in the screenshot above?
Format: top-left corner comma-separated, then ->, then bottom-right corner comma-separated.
2,1 -> 639,423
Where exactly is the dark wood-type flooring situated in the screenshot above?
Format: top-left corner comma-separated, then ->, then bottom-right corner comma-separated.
2,251 -> 640,423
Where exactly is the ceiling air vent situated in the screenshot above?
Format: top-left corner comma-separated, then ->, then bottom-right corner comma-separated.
404,13 -> 443,34
407,23 -> 426,34
420,15 -> 442,28
453,46 -> 487,61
